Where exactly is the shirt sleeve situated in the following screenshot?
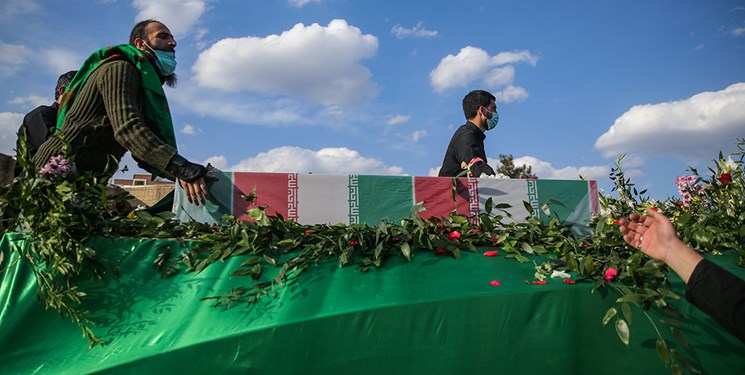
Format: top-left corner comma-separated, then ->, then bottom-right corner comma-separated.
96,60 -> 176,172
685,258 -> 745,343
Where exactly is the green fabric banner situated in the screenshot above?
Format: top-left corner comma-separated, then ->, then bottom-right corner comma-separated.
2,233 -> 742,374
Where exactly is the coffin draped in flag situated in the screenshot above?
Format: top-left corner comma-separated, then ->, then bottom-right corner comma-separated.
174,172 -> 598,234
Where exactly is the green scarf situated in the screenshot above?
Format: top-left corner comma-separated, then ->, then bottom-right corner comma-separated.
56,44 -> 178,160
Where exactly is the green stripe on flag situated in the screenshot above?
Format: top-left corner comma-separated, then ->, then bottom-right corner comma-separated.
356,175 -> 414,224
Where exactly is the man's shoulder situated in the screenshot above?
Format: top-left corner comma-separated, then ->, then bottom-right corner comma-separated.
23,104 -> 57,121
94,59 -> 139,78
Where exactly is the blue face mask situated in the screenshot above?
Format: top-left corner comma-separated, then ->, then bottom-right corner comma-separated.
145,43 -> 177,76
486,109 -> 499,131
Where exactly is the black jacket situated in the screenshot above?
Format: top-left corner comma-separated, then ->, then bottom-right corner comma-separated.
686,259 -> 745,343
438,121 -> 495,177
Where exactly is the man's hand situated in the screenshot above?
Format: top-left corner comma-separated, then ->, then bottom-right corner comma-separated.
179,173 -> 215,205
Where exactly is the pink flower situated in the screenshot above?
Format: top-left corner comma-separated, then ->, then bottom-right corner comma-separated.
448,231 -> 461,240
483,250 -> 499,257
434,249 -> 447,255
38,155 -> 76,177
563,279 -> 575,285
489,280 -> 501,287
605,268 -> 618,282
533,280 -> 548,285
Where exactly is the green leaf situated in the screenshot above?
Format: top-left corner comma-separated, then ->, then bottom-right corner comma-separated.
400,243 -> 411,261
621,303 -> 632,325
656,338 -> 670,368
522,200 -> 534,214
241,257 -> 261,266
231,269 -> 254,276
602,307 -> 617,326
615,294 -> 642,303
615,319 -> 630,347
521,243 -> 534,254
671,327 -> 690,351
484,197 -> 493,214
671,349 -> 701,374
263,254 -> 277,267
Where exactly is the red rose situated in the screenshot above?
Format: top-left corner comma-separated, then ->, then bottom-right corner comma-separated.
605,268 -> 618,282
448,231 -> 461,240
350,240 -> 360,246
718,173 -> 732,184
305,229 -> 313,234
469,228 -> 481,233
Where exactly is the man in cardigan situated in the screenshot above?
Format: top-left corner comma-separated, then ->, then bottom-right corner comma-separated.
33,20 -> 209,205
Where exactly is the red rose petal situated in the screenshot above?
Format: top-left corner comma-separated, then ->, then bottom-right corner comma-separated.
483,250 -> 499,257
489,280 -> 501,286
434,249 -> 447,255
533,280 -> 548,285
563,279 -> 575,285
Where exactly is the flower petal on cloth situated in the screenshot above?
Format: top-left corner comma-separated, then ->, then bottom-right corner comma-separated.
483,250 -> 499,257
550,270 -> 571,279
489,280 -> 501,286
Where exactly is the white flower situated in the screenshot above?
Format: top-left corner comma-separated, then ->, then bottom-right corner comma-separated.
550,270 -> 571,279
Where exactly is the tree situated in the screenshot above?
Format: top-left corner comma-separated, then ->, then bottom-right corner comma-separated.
496,154 -> 537,179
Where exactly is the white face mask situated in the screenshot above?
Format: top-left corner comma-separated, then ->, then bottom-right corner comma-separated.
144,42 -> 177,76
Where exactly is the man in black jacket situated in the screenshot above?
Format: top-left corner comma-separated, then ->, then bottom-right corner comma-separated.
438,90 -> 499,177
14,70 -> 77,175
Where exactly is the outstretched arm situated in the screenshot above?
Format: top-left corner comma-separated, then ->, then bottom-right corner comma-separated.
618,207 -> 703,283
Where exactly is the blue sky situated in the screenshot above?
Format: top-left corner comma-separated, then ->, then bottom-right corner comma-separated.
1,0 -> 744,200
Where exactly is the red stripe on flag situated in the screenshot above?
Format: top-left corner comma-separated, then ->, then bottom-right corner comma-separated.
233,172 -> 290,220
414,176 -> 472,220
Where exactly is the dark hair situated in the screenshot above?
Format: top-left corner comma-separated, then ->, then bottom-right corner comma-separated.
462,90 -> 496,120
129,19 -> 159,45
55,70 -> 77,100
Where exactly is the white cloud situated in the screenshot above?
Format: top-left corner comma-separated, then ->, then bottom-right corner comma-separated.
203,155 -> 228,170
595,82 -> 745,160
181,123 -> 200,135
0,43 -> 28,78
9,94 -> 50,109
0,112 -> 24,155
427,156 -> 610,180
41,48 -> 83,76
386,114 -> 410,126
219,146 -> 405,175
391,22 -> 438,39
132,0 -> 207,38
410,130 -> 427,142
288,0 -> 321,7
510,156 -> 610,180
493,85 -> 529,103
429,46 -> 537,102
731,26 -> 745,37
192,19 -> 379,105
